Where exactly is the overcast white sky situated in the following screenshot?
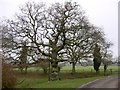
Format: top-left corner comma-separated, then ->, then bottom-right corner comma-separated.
0,0 -> 119,58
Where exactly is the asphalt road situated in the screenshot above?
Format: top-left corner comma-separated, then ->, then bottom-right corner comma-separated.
77,76 -> 119,89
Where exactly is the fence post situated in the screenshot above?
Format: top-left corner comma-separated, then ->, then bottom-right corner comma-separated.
83,69 -> 84,73
110,69 -> 112,74
91,69 -> 93,73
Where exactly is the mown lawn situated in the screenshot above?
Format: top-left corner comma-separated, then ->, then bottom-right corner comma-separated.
15,76 -> 104,88
14,66 -> 119,73
61,66 -> 118,73
61,65 -> 118,70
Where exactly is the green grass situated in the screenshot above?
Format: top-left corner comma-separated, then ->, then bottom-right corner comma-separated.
14,65 -> 118,88
14,66 -> 119,73
61,66 -> 93,71
61,66 -> 118,73
61,66 -> 118,70
16,76 -> 104,88
14,67 -> 43,72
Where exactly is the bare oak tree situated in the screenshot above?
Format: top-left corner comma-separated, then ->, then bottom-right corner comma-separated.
1,1 -> 113,81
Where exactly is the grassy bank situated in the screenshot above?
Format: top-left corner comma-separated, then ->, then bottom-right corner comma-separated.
14,65 -> 118,88
15,76 -> 104,88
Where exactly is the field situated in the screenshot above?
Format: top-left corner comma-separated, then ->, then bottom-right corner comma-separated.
14,65 -> 119,73
14,65 -> 119,88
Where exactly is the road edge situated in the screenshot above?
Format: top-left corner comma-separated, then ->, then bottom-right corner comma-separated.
77,76 -> 111,89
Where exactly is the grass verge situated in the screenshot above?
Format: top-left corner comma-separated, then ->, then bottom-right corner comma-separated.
15,76 -> 104,88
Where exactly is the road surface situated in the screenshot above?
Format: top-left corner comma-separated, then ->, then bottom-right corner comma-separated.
77,76 -> 119,89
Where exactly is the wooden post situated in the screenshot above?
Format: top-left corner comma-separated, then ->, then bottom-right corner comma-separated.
110,69 -> 112,74
0,54 -> 2,89
48,46 -> 51,81
91,69 -> 93,73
